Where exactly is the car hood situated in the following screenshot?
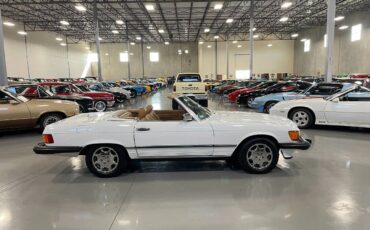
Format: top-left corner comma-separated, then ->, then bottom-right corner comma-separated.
254,92 -> 299,101
208,111 -> 297,129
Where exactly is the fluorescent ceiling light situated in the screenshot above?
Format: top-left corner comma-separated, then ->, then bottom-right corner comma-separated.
279,17 -> 289,22
112,30 -> 119,34
56,37 -> 63,41
214,35 -> 219,39
116,20 -> 124,25
75,4 -> 86,12
130,53 -> 134,56
60,43 -> 66,46
250,27 -> 256,32
207,45 -> 212,48
158,29 -> 165,33
145,4 -> 155,11
267,44 -> 272,47
3,21 -> 15,26
237,45 -> 242,48
105,53 -> 109,56
300,38 -> 306,42
204,28 -> 210,33
185,50 -> 189,54
178,49 -> 182,52
199,41 -> 204,44
98,37 -> 103,41
339,25 -> 348,30
334,16 -> 345,21
17,31 -> 27,35
164,41 -> 169,45
226,18 -> 233,23
136,36 -> 142,40
130,42 -> 135,45
85,47 -> 90,50
60,20 -> 69,25
291,33 -> 299,38
214,3 -> 223,10
147,46 -> 151,49
281,2 -> 293,8
232,40 -> 238,44
253,34 -> 259,38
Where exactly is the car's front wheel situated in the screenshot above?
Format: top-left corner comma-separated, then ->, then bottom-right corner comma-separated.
289,108 -> 314,129
238,138 -> 279,174
85,145 -> 128,177
94,100 -> 107,112
246,96 -> 255,108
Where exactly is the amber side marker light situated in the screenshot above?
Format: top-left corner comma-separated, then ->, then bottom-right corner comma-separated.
43,134 -> 54,144
288,131 -> 300,141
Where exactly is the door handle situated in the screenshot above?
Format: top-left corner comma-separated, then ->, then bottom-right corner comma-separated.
136,128 -> 150,131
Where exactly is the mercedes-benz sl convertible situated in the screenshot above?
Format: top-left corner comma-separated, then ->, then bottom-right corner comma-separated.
34,96 -> 311,177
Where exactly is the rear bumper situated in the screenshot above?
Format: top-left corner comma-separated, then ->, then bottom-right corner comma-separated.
280,137 -> 312,150
33,142 -> 82,154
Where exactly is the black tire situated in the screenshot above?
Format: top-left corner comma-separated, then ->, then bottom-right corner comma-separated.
94,100 -> 107,112
39,113 -> 64,130
288,108 -> 314,129
85,145 -> 128,178
199,99 -> 208,107
115,96 -> 126,103
246,96 -> 255,108
79,105 -> 86,113
264,101 -> 278,114
238,138 -> 279,174
172,99 -> 179,110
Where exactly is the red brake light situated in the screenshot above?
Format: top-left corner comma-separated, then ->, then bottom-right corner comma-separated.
43,134 -> 54,144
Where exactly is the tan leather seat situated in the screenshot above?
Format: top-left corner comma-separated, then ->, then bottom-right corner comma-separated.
141,104 -> 160,121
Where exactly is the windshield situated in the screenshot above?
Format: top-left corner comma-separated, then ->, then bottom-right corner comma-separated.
177,74 -> 202,82
177,96 -> 211,120
75,85 -> 90,92
324,86 -> 361,100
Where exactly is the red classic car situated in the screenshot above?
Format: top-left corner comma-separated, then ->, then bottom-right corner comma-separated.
228,81 -> 278,102
39,82 -> 115,111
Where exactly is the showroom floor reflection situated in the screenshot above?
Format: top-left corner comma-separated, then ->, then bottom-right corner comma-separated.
0,87 -> 370,230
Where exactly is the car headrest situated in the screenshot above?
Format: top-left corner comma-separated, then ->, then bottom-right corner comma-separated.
144,105 -> 153,114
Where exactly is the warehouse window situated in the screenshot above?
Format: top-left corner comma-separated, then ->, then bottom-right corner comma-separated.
150,52 -> 159,62
304,39 -> 310,52
351,24 -> 362,42
235,70 -> 250,80
88,53 -> 98,62
120,52 -> 129,62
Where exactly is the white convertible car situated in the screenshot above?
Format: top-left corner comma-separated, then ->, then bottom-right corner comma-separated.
270,85 -> 370,129
34,96 -> 311,177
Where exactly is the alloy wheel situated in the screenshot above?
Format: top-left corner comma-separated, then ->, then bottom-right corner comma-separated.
246,143 -> 273,170
91,147 -> 120,174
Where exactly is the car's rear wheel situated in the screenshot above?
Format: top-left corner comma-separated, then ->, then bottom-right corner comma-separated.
247,97 -> 255,108
238,138 -> 279,174
94,100 -> 107,112
85,145 -> 128,177
39,113 -> 64,130
264,101 -> 278,114
289,108 -> 314,129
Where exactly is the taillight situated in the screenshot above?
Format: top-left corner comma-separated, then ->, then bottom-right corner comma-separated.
173,85 -> 176,92
43,134 -> 54,144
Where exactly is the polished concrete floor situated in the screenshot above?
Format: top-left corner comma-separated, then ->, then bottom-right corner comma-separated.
1,87 -> 370,230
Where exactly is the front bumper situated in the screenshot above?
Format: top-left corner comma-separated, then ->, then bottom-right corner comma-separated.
280,137 -> 312,150
33,142 -> 82,154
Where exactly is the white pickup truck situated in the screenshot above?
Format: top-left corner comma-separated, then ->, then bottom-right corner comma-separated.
172,73 -> 208,108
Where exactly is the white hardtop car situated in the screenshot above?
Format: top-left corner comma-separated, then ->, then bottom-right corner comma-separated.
34,96 -> 311,177
270,85 -> 370,128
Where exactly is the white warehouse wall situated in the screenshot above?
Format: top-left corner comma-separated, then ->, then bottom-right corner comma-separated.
199,40 -> 295,80
294,9 -> 370,76
2,18 -> 91,79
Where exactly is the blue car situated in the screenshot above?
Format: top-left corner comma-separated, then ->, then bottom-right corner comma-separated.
251,83 -> 354,113
119,81 -> 146,96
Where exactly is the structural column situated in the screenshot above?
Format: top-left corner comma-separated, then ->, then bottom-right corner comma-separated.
325,0 -> 336,83
249,0 -> 254,79
214,39 -> 217,80
94,0 -> 103,81
141,38 -> 144,78
66,36 -> 71,79
0,9 -> 8,86
126,21 -> 131,79
226,36 -> 229,79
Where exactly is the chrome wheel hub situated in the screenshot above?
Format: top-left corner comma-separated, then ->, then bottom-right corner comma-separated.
292,111 -> 309,127
247,97 -> 254,107
246,143 -> 273,170
92,147 -> 119,174
95,101 -> 106,111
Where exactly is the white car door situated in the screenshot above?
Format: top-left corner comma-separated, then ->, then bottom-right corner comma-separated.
134,120 -> 214,157
324,91 -> 370,126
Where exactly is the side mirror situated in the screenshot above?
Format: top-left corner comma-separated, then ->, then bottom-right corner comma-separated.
183,113 -> 193,122
331,97 -> 340,103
